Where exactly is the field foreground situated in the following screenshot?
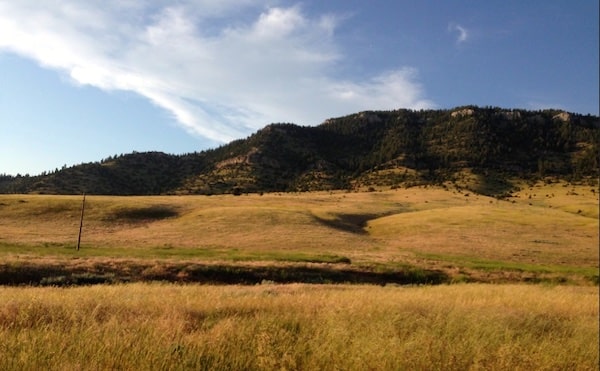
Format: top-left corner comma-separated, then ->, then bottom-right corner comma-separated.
1,182 -> 598,369
0,181 -> 598,285
0,283 -> 597,370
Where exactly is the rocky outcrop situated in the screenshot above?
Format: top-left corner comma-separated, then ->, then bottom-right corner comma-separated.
553,112 -> 571,122
451,108 -> 474,118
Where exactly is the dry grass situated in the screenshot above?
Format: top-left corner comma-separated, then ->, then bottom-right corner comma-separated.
0,283 -> 597,370
1,185 -> 598,368
0,181 -> 598,283
368,201 -> 597,266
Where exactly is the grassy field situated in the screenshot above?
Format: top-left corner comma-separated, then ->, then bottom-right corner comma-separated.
0,181 -> 597,284
0,283 -> 597,370
0,182 -> 598,369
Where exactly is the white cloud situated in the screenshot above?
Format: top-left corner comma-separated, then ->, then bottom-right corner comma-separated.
0,1 -> 435,143
449,23 -> 469,44
326,69 -> 432,110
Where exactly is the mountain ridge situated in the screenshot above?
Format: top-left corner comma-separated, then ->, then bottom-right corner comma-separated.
1,106 -> 598,196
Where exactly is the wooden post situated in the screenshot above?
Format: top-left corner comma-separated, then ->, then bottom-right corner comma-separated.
77,193 -> 86,251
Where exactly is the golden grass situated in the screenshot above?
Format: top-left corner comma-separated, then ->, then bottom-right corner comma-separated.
367,202 -> 597,267
0,181 -> 597,283
1,183 -> 597,369
0,283 -> 597,370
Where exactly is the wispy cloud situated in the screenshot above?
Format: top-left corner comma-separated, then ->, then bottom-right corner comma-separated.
0,1 -> 434,143
449,23 -> 469,44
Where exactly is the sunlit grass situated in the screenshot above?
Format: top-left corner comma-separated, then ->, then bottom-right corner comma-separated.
0,181 -> 597,283
1,183 -> 598,368
0,283 -> 597,370
0,242 -> 352,264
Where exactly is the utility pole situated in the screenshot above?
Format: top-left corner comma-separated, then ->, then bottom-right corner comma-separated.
77,193 -> 86,251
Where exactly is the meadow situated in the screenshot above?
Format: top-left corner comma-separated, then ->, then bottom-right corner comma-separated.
0,283 -> 598,370
0,181 -> 597,284
0,181 -> 598,369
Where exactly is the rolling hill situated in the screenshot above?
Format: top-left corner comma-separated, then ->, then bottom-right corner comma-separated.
1,106 -> 598,195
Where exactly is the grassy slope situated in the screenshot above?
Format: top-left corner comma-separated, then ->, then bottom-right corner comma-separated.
0,181 -> 598,284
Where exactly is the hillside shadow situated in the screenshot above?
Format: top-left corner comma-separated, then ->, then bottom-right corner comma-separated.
106,205 -> 180,223
469,172 -> 517,197
311,213 -> 378,234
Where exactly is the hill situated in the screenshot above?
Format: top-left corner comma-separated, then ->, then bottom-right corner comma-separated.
0,181 -> 598,285
1,106 -> 598,195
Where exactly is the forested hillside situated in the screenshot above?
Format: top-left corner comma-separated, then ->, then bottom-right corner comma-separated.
1,106 -> 598,196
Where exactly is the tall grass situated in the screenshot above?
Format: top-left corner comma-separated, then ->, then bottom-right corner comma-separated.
0,283 -> 597,370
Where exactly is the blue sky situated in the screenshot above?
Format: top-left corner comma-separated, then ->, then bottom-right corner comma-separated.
1,0 -> 598,176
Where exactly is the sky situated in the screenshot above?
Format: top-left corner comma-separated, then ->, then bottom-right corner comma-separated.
1,1 -> 598,176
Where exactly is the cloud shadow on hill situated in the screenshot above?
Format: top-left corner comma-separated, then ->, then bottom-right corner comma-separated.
312,212 -> 396,234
